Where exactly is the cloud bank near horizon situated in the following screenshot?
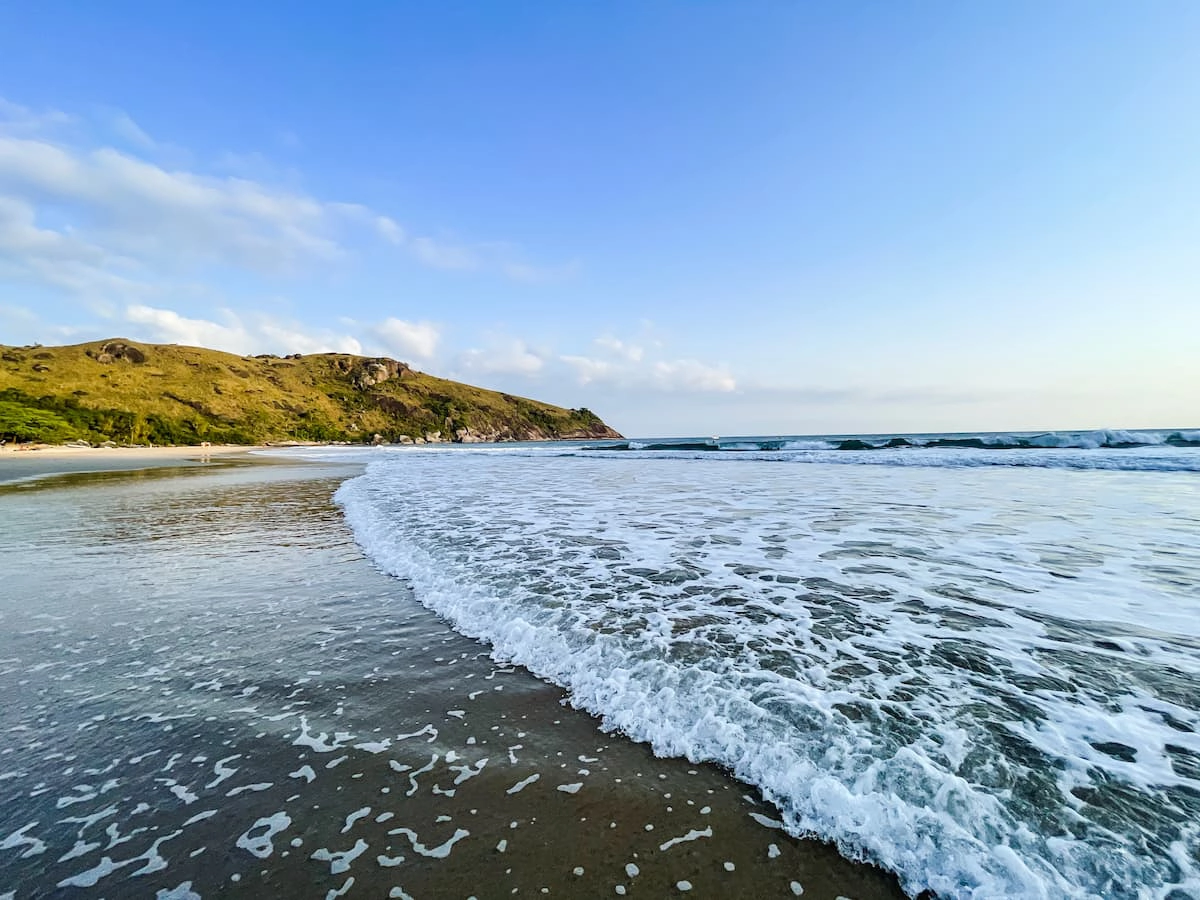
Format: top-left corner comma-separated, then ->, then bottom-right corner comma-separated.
0,98 -> 742,425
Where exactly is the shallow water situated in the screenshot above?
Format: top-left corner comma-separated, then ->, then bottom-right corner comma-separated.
326,447 -> 1200,899
0,461 -> 907,899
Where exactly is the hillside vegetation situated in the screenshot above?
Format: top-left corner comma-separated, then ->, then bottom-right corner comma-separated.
0,339 -> 621,446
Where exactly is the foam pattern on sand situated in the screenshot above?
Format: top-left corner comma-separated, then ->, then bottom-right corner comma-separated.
336,452 -> 1200,899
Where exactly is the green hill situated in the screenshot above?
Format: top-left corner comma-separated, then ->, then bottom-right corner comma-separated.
0,339 -> 622,446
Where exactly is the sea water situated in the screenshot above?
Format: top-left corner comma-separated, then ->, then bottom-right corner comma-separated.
4,460 -> 894,898
301,430 -> 1200,899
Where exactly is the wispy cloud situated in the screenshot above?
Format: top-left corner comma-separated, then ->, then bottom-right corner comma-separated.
124,303 -> 363,356
0,96 -> 573,306
0,301 -> 37,325
594,334 -> 644,362
559,354 -> 616,385
0,194 -> 145,300
501,258 -> 581,285
558,331 -> 736,393
375,215 -> 406,245
372,317 -> 440,360
650,359 -> 737,392
458,335 -> 546,376
0,134 -> 345,278
406,235 -> 577,281
410,236 -> 479,271
0,98 -> 74,137
106,109 -> 157,150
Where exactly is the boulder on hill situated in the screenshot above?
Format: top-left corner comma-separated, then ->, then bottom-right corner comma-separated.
88,341 -> 147,365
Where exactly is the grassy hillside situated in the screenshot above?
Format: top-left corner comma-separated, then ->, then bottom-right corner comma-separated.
0,339 -> 621,446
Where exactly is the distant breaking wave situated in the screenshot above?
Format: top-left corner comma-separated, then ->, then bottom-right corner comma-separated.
608,428 -> 1200,453
269,428 -> 1200,474
544,429 -> 1199,474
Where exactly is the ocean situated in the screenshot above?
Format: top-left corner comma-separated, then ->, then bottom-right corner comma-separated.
300,428 -> 1200,899
0,456 -> 909,899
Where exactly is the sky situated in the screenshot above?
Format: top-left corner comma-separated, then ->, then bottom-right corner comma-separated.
1,2 -> 1197,437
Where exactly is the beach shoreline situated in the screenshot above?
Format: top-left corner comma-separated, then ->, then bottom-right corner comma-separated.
0,455 -> 915,899
0,443 -> 283,485
0,442 -> 261,457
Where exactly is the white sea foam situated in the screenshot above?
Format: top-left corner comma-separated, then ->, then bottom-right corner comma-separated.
156,882 -> 200,900
312,838 -> 369,875
205,754 -> 241,789
1,822 -> 46,859
335,449 -> 1200,899
57,855 -> 126,888
506,773 -> 539,794
236,812 -> 291,860
289,764 -> 317,783
341,807 -> 372,833
659,827 -> 711,851
450,757 -> 488,785
780,440 -> 837,450
58,839 -> 101,862
386,826 -> 469,859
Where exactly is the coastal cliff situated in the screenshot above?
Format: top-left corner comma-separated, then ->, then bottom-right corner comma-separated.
0,339 -> 622,446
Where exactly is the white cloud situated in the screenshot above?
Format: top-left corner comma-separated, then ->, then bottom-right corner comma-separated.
560,354 -> 615,384
651,359 -> 737,392
558,331 -> 735,393
0,194 -> 145,298
108,110 -> 156,150
560,352 -> 735,393
594,335 -> 644,361
459,337 -> 545,376
0,135 -> 343,274
410,236 -> 479,271
0,98 -> 74,137
121,304 -> 444,362
255,317 -> 362,356
375,215 -> 406,245
0,96 -> 571,303
124,304 -> 362,356
125,304 -> 249,351
373,317 -> 440,360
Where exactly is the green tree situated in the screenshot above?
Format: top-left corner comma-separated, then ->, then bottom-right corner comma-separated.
0,401 -> 78,443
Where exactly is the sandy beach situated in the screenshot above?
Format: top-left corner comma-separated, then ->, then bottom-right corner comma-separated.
0,443 -> 259,459
0,443 -> 260,483
0,454 -> 911,899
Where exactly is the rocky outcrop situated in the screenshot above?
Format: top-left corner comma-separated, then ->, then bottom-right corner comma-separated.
370,421 -> 620,445
448,422 -> 621,443
558,424 -> 623,440
352,358 -> 410,390
87,341 -> 148,365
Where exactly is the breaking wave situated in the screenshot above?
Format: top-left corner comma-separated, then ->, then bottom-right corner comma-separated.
332,450 -> 1200,899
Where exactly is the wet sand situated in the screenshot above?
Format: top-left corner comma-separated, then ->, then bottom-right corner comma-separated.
0,459 -> 913,899
0,444 -> 262,485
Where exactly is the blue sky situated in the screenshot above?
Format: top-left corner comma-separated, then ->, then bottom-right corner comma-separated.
1,2 -> 1197,436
